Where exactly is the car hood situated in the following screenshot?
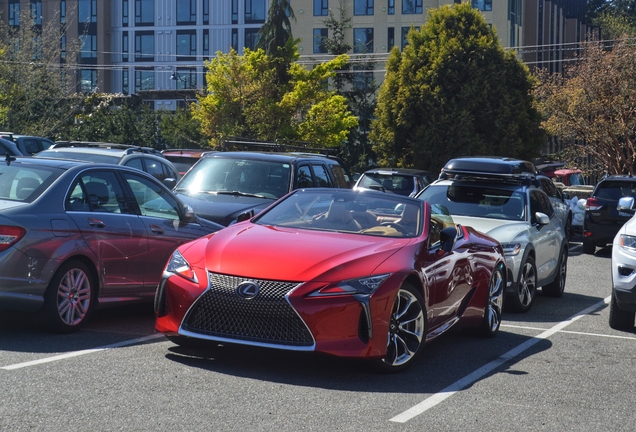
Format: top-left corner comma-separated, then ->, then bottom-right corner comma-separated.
452,216 -> 529,244
175,192 -> 275,226
188,223 -> 409,282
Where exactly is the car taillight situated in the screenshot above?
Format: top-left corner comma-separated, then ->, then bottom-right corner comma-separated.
586,197 -> 602,211
0,226 -> 26,252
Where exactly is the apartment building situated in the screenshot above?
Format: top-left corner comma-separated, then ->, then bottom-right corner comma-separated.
0,0 -> 590,109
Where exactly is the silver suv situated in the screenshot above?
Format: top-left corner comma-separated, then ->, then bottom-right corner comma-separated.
416,157 -> 569,312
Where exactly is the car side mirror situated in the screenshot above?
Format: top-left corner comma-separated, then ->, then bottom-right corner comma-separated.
163,178 -> 177,189
618,197 -> 636,213
236,209 -> 255,223
182,204 -> 197,223
439,226 -> 458,253
535,212 -> 550,226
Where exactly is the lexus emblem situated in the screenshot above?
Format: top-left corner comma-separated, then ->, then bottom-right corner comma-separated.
236,281 -> 260,299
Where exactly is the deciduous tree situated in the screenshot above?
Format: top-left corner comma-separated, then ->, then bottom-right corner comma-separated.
535,37 -> 636,175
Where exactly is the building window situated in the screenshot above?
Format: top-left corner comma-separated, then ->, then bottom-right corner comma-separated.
401,26 -> 418,49
31,1 -> 42,26
79,0 -> 97,23
61,0 -> 66,24
313,28 -> 328,53
353,28 -> 374,53
402,0 -> 422,14
61,35 -> 67,60
9,1 -> 19,27
203,0 -> 210,24
387,27 -> 394,51
388,0 -> 395,14
135,68 -> 154,91
245,0 -> 266,23
232,28 -> 239,51
245,28 -> 259,50
122,32 -> 129,62
174,68 -> 196,89
177,0 -> 196,24
354,0 -> 374,15
232,0 -> 239,24
122,0 -> 129,26
135,31 -> 154,61
203,29 -> 209,57
122,69 -> 129,95
80,34 -> 97,59
472,0 -> 492,11
80,69 -> 98,93
176,30 -> 197,61
135,0 -> 154,26
314,0 -> 328,16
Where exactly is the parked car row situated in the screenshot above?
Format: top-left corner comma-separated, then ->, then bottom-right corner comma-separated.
0,146 -> 607,372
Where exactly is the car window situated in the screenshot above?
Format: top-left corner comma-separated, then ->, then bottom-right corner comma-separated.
66,171 -> 128,213
144,159 -> 167,181
124,157 -> 144,171
297,165 -> 314,188
594,181 -> 636,200
312,164 -> 332,187
529,190 -> 553,222
22,139 -> 41,155
418,184 -> 526,221
122,172 -> 180,220
428,203 -> 456,249
177,158 -> 291,199
328,164 -> 349,188
36,150 -> 121,164
539,178 -> 558,198
0,165 -> 57,202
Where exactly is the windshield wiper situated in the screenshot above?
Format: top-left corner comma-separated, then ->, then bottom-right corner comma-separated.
216,191 -> 273,199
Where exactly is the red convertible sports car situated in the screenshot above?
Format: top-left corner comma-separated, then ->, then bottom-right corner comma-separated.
155,188 -> 506,371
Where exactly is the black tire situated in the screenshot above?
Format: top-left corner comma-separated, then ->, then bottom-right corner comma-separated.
373,282 -> 426,373
43,260 -> 94,333
543,247 -> 568,298
609,291 -> 635,330
582,240 -> 596,255
507,256 -> 537,313
478,264 -> 505,337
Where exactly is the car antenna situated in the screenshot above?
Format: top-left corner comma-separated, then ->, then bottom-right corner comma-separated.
5,153 -> 15,165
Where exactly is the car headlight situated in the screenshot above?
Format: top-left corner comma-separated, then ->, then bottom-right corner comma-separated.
501,243 -> 522,256
165,249 -> 198,283
309,274 -> 391,297
619,234 -> 636,252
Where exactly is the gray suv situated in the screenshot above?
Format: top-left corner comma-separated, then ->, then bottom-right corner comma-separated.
416,157 -> 569,312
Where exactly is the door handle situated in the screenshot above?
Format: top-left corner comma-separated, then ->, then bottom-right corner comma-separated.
150,224 -> 165,235
87,218 -> 105,228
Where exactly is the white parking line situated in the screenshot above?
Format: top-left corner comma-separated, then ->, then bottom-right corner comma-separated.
503,324 -> 636,341
1,334 -> 165,371
389,296 -> 610,423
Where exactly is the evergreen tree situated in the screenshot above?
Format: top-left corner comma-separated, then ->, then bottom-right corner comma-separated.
370,3 -> 544,172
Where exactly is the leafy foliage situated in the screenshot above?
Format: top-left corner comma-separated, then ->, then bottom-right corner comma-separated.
370,3 -> 545,173
535,37 -> 636,175
192,48 -> 357,148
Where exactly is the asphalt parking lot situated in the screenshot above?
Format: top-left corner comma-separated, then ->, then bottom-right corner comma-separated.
1,236 -> 634,431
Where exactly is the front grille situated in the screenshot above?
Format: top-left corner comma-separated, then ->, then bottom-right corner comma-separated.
182,273 -> 314,347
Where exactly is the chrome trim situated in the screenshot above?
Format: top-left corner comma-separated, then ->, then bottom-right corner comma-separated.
178,328 -> 316,352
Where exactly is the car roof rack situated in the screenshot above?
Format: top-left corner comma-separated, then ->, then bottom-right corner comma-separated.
439,157 -> 537,185
221,137 -> 337,156
53,141 -> 163,156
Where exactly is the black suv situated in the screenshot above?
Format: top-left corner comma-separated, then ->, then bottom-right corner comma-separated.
35,141 -> 180,185
583,175 -> 636,254
173,151 -> 351,226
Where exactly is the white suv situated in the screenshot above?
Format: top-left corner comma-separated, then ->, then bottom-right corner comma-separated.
416,157 -> 569,312
609,196 -> 636,329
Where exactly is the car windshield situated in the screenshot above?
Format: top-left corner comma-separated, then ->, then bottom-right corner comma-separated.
357,173 -> 415,196
418,184 -> 526,221
0,164 -> 61,202
176,157 -> 292,199
37,150 -> 121,164
255,189 -> 423,237
594,181 -> 636,201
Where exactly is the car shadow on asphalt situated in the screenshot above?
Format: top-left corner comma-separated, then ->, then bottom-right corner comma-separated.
161,328 -> 552,394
